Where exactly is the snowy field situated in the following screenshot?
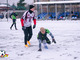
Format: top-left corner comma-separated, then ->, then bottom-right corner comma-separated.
0,19 -> 80,60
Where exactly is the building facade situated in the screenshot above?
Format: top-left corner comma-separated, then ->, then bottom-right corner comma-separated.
34,0 -> 80,20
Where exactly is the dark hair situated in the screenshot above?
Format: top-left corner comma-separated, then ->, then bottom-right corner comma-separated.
29,5 -> 34,9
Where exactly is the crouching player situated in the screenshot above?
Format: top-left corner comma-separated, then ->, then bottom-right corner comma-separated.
37,27 -> 56,51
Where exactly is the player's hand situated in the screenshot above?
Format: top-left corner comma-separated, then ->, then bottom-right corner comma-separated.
33,25 -> 36,29
22,26 -> 26,31
52,38 -> 56,44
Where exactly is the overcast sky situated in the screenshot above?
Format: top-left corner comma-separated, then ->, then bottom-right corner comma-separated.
0,0 -> 34,5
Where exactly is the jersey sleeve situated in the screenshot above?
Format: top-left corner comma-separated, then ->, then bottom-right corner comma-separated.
33,19 -> 36,25
21,17 -> 24,27
33,12 -> 36,25
45,29 -> 50,34
21,11 -> 28,27
23,11 -> 27,20
46,29 -> 54,39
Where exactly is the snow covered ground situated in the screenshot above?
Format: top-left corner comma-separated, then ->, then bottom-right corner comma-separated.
0,19 -> 80,60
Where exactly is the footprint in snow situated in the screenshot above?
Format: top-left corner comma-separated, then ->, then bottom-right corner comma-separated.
74,57 -> 78,59
36,55 -> 40,58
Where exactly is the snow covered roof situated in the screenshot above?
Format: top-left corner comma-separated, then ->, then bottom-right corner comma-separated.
0,3 -> 10,7
34,1 -> 80,5
0,4 -> 7,7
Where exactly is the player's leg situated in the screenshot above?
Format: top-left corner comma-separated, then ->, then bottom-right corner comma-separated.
27,26 -> 32,45
38,39 -> 42,51
24,28 -> 28,47
10,19 -> 14,29
43,40 -> 48,49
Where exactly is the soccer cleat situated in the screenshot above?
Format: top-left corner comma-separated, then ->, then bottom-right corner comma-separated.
44,46 -> 48,49
27,41 -> 31,45
38,49 -> 42,51
25,44 -> 28,47
10,27 -> 12,30
15,28 -> 18,30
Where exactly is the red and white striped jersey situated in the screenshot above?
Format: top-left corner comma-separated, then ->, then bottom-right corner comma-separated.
21,11 -> 36,27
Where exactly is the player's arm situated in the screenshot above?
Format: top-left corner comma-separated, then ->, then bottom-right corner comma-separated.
33,13 -> 36,29
21,17 -> 24,27
37,32 -> 42,40
46,29 -> 54,38
10,13 -> 13,19
21,11 -> 27,27
37,32 -> 42,51
16,13 -> 18,18
46,29 -> 56,43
